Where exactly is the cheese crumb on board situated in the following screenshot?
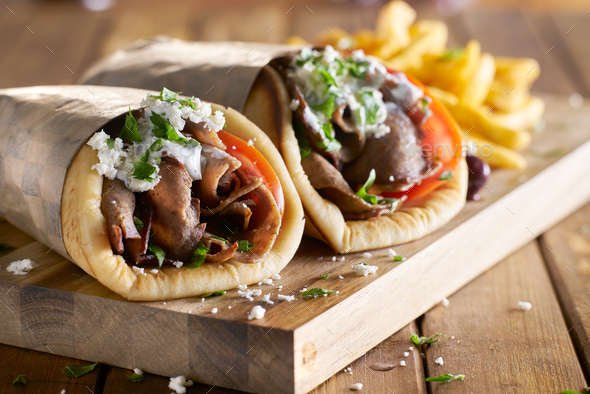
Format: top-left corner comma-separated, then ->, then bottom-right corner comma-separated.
238,289 -> 262,301
133,368 -> 143,375
352,263 -> 378,276
350,382 -> 363,390
517,301 -> 532,310
435,357 -> 444,365
7,259 -> 35,275
278,294 -> 295,302
362,252 -> 372,258
168,375 -> 194,394
388,249 -> 397,258
248,305 -> 266,320
400,360 -> 406,367
261,294 -> 274,304
238,284 -> 248,291
211,308 -> 218,314
404,352 -> 409,357
261,278 -> 273,285
339,275 -> 344,279
442,297 -> 450,307
271,273 -> 281,280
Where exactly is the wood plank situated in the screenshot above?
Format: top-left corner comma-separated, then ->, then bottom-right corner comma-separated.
0,343 -> 105,394
1,93 -> 590,393
540,202 -> 590,379
421,242 -> 587,393
460,8 -> 576,94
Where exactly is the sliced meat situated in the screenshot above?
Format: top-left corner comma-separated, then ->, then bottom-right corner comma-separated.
125,193 -> 153,263
147,156 -> 205,261
201,176 -> 262,216
342,103 -> 430,193
302,152 -> 393,220
201,232 -> 239,263
101,177 -> 141,255
183,120 -> 226,150
332,103 -> 365,163
218,199 -> 254,231
193,145 -> 241,208
380,72 -> 429,124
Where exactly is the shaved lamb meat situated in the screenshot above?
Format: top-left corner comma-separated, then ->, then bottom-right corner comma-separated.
332,103 -> 365,163
147,156 -> 205,262
101,177 -> 141,255
342,103 -> 430,192
124,193 -> 153,263
184,120 -> 226,150
194,145 -> 241,208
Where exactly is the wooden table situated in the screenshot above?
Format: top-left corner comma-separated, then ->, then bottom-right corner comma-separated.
1,0 -> 590,392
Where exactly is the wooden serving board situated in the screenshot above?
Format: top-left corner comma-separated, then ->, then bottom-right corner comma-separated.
1,93 -> 589,394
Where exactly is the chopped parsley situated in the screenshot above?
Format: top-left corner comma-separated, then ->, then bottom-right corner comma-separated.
62,362 -> 100,378
12,374 -> 27,385
0,243 -> 15,252
316,123 -> 342,152
132,138 -> 163,181
150,87 -> 179,102
237,240 -> 256,252
302,287 -> 337,299
438,171 -> 453,181
426,374 -> 465,383
420,97 -> 432,119
185,242 -> 209,269
311,95 -> 335,119
562,389 -> 590,394
119,107 -> 142,142
150,113 -> 199,148
127,372 -> 144,383
201,291 -> 227,298
210,235 -> 230,244
359,90 -> 381,125
133,217 -> 144,232
320,274 -> 330,279
411,333 -> 446,346
356,168 -> 378,205
106,138 -> 115,149
178,97 -> 196,109
148,240 -> 166,268
393,255 -> 406,262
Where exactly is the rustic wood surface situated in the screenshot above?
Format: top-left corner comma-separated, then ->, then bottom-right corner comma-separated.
0,0 -> 589,393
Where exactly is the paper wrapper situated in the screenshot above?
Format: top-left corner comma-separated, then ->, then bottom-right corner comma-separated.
0,85 -> 150,260
81,37 -> 298,112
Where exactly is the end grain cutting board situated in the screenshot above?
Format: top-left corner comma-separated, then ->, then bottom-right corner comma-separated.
1,94 -> 589,394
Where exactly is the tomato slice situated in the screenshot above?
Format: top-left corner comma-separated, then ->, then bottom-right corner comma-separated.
218,131 -> 285,215
381,72 -> 463,202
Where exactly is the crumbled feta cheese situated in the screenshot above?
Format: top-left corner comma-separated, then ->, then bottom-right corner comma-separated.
238,288 -> 262,301
404,352 -> 409,357
173,261 -> 183,268
339,275 -> 344,279
517,301 -> 532,310
201,298 -> 205,302
228,306 -> 231,309
435,357 -> 444,365
409,346 -> 413,351
389,175 -> 395,182
261,278 -> 273,285
258,282 -> 262,286
87,130 -> 126,180
339,256 -> 345,261
400,360 -> 406,367
331,256 -> 337,261
7,259 -> 35,275
299,288 -> 307,292
277,285 -> 283,290
451,336 -> 455,339
261,294 -> 274,304
61,390 -> 66,394
442,297 -> 450,307
168,375 -> 194,394
352,263 -> 378,276
278,294 -> 296,302
289,99 -> 300,111
350,383 -> 363,390
388,249 -> 397,258
211,308 -> 218,314
362,252 -> 372,258
238,284 -> 248,291
248,139 -> 254,146
232,146 -> 236,149
150,269 -> 159,274
133,368 -> 143,375
132,266 -> 145,276
248,305 -> 266,320
271,273 -> 281,280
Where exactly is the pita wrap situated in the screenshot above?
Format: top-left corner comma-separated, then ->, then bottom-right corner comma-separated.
0,86 -> 304,300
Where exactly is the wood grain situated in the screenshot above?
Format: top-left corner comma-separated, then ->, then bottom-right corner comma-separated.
421,242 -> 587,393
540,202 -> 590,379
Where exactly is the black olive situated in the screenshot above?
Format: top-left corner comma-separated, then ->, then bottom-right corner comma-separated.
466,154 -> 490,201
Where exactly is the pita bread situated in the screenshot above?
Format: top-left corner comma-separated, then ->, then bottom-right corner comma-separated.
61,104 -> 304,301
244,65 -> 467,254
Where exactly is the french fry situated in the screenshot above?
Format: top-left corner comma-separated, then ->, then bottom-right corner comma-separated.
494,57 -> 540,87
425,85 -> 459,106
385,20 -> 448,71
313,27 -> 352,49
448,103 -> 531,150
444,40 -> 481,95
487,95 -> 545,130
286,35 -> 309,46
459,52 -> 496,107
464,132 -> 528,169
485,79 -> 530,112
352,29 -> 388,57
375,0 -> 416,58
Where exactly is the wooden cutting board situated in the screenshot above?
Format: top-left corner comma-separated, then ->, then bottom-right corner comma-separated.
1,93 -> 589,394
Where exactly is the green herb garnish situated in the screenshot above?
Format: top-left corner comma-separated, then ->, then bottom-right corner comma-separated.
0,243 -> 15,252
210,235 -> 230,244
148,241 -> 166,268
302,287 -> 337,299
360,90 -> 381,125
12,375 -> 27,385
150,113 -> 198,148
185,242 -> 209,269
420,97 -> 432,119
237,240 -> 256,252
119,107 -> 142,142
63,362 -> 100,378
439,47 -> 464,62
562,389 -> 590,394
201,291 -> 227,298
356,168 -> 378,205
411,333 -> 446,346
319,69 -> 338,88
150,87 -> 179,102
132,138 -> 163,181
438,171 -> 453,181
178,97 -> 196,109
320,274 -> 330,279
316,123 -> 342,152
134,217 -> 144,232
127,372 -> 144,383
393,255 -> 406,262
311,96 -> 335,119
426,374 -> 465,383
106,138 -> 115,149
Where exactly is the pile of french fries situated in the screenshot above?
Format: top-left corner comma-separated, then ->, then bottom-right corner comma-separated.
287,1 -> 544,169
